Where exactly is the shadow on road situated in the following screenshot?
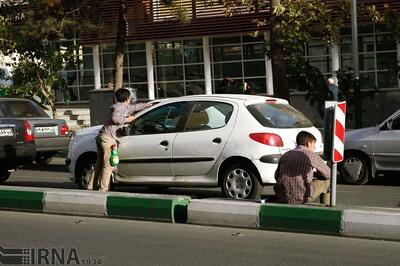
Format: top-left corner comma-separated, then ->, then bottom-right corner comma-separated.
337,173 -> 400,186
21,163 -> 69,173
3,181 -> 78,189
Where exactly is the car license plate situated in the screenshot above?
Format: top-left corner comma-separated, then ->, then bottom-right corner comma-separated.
0,128 -> 14,137
35,126 -> 55,133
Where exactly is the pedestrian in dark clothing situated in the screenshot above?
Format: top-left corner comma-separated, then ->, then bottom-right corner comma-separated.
87,88 -> 152,192
327,77 -> 339,101
274,131 -> 331,204
243,81 -> 256,95
217,77 -> 235,94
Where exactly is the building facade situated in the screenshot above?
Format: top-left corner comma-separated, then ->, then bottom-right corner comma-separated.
58,0 -> 400,127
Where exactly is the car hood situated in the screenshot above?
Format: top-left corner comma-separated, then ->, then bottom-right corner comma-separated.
345,126 -> 378,142
75,125 -> 102,136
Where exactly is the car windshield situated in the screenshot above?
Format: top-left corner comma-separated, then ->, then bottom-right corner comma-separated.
0,100 -> 48,118
247,103 -> 313,128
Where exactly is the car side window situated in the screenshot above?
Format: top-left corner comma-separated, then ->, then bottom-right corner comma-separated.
184,101 -> 233,132
130,102 -> 187,135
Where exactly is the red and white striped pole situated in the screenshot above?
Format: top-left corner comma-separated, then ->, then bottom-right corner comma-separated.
331,101 -> 346,207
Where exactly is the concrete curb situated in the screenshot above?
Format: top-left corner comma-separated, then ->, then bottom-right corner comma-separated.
0,186 -> 399,241
0,189 -> 44,212
259,203 -> 343,235
106,193 -> 190,223
342,209 -> 400,240
187,199 -> 260,228
44,191 -> 107,217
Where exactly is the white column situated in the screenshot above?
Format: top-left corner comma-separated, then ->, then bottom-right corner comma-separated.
397,41 -> 400,88
264,32 -> 273,95
146,41 -> 155,100
331,43 -> 340,83
93,44 -> 101,90
203,36 -> 212,94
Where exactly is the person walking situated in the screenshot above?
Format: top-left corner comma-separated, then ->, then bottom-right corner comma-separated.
327,77 -> 339,101
274,131 -> 331,205
87,88 -> 152,192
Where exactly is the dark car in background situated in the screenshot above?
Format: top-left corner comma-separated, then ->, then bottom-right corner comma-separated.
0,118 -> 36,182
0,98 -> 70,165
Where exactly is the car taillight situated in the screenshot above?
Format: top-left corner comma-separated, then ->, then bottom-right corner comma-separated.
23,120 -> 34,142
249,133 -> 283,147
61,124 -> 69,136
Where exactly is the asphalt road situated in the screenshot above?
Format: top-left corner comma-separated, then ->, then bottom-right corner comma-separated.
0,211 -> 399,266
2,158 -> 400,208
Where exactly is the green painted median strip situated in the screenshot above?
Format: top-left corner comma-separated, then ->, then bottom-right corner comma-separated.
0,190 -> 44,211
106,195 -> 190,223
259,204 -> 343,234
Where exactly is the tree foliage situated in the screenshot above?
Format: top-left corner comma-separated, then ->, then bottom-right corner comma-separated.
207,0 -> 351,101
0,0 -> 102,117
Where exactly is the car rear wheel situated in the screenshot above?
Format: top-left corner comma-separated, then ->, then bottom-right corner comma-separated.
0,169 -> 11,183
221,163 -> 263,199
339,153 -> 370,185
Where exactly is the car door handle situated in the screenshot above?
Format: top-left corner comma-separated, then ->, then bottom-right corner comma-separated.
160,140 -> 169,147
212,137 -> 222,144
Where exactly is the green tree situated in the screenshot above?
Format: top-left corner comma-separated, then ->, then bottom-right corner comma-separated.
210,0 -> 350,101
0,0 -> 102,117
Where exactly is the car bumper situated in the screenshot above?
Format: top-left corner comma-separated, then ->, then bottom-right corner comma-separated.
35,136 -> 70,152
253,156 -> 279,184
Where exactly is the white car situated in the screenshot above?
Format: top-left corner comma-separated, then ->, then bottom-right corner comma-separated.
66,94 -> 323,199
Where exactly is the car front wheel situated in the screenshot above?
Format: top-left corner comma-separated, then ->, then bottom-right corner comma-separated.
76,156 -> 113,190
339,153 -> 370,185
221,163 -> 263,199
76,156 -> 96,189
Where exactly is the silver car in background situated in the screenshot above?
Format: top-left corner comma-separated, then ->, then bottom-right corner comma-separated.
0,98 -> 70,165
339,109 -> 400,185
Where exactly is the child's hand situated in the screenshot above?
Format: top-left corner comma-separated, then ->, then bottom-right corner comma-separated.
127,115 -> 135,123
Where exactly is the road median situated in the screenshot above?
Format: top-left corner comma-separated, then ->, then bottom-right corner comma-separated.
0,186 -> 399,241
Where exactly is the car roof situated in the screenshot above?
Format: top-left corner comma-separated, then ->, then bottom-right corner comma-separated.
164,94 -> 289,105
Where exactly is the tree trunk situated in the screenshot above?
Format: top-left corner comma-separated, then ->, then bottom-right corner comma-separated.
114,0 -> 128,95
270,0 -> 290,102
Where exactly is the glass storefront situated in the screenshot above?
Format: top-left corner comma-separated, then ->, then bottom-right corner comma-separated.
211,34 -> 267,94
58,24 -> 399,103
100,43 -> 148,99
341,24 -> 398,90
154,39 -> 205,97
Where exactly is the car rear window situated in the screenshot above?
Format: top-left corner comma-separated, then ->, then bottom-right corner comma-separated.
247,103 -> 313,128
0,100 -> 48,118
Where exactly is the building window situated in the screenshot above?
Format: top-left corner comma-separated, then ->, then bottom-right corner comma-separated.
59,44 -> 94,102
154,39 -> 205,97
210,34 -> 266,94
305,39 -> 331,75
100,43 -> 148,99
340,24 -> 398,90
